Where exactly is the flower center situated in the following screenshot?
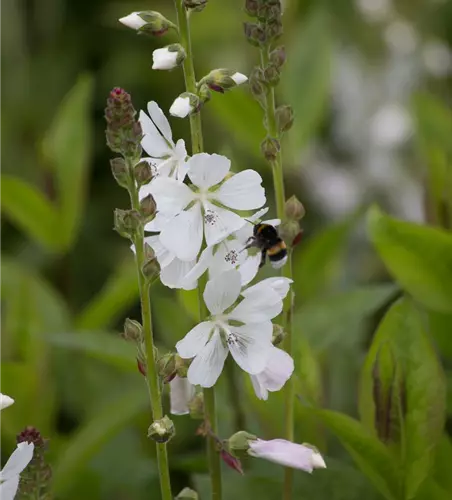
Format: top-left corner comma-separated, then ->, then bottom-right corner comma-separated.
224,249 -> 239,265
204,209 -> 219,225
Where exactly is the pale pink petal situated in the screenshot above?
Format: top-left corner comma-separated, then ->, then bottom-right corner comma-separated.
250,375 -> 268,401
254,347 -> 294,394
203,201 -> 245,247
187,153 -> 230,189
170,376 -> 195,415
214,170 -> 266,210
187,329 -> 229,387
176,321 -> 215,359
203,269 -> 242,315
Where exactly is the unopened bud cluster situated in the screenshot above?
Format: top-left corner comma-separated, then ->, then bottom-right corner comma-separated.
244,0 -> 283,47
148,416 -> 175,443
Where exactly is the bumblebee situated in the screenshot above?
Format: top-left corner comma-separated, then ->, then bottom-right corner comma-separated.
245,222 -> 287,269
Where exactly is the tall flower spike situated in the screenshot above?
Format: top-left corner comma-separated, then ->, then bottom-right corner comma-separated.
138,101 -> 188,181
149,153 -> 266,262
176,269 -> 292,387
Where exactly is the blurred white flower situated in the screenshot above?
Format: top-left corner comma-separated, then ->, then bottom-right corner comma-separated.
149,153 -> 265,262
370,103 -> 412,148
139,101 -> 188,181
355,0 -> 392,24
170,376 -> 195,415
176,270 -> 290,387
421,40 -> 452,78
169,96 -> 193,118
0,393 -> 14,411
384,20 -> 418,56
0,442 -> 34,500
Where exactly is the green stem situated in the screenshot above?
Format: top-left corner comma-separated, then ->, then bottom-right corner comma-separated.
129,177 -> 172,500
174,2 -> 221,499
225,357 -> 246,430
260,45 -> 295,500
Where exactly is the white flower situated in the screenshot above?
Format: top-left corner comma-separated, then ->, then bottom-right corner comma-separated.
384,20 -> 418,56
176,270 -> 291,387
421,40 -> 452,78
0,442 -> 34,500
152,48 -> 179,70
0,393 -> 14,411
170,376 -> 195,415
119,12 -> 146,30
370,103 -> 412,148
139,101 -> 188,181
169,96 -> 193,118
149,153 -> 265,262
355,0 -> 392,24
231,72 -> 248,85
247,438 -> 326,472
250,346 -> 294,400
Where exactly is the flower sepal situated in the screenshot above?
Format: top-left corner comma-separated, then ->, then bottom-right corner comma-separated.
176,487 -> 199,500
148,416 -> 175,443
110,158 -> 130,188
114,209 -> 142,240
184,0 -> 208,12
227,430 -> 257,457
200,69 -> 248,93
122,318 -> 143,342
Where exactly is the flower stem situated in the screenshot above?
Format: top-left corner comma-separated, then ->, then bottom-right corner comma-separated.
128,174 -> 172,500
174,2 -> 222,499
260,45 -> 295,500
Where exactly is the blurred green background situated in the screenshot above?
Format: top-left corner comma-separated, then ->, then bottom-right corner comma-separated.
2,0 -> 452,498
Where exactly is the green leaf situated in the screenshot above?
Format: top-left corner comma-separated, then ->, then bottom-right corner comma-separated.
75,257 -> 138,330
43,74 -> 94,249
319,410 -> 400,500
367,206 -> 452,313
1,175 -> 61,251
282,7 -> 332,160
428,311 -> 452,360
52,387 -> 148,496
359,298 -> 446,499
432,435 -> 452,494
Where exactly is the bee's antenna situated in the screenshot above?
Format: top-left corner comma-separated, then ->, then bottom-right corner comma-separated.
244,218 -> 256,225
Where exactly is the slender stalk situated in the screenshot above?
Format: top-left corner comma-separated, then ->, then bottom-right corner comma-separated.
174,2 -> 222,498
128,176 -> 172,500
260,45 -> 295,500
225,357 -> 246,429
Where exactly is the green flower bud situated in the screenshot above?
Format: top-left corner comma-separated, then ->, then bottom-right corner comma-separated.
279,220 -> 301,248
140,194 -> 157,220
175,355 -> 190,378
119,11 -> 176,36
134,161 -> 153,187
263,64 -> 280,86
158,352 -> 177,383
244,0 -> 260,17
249,67 -> 267,108
285,195 -> 305,220
269,45 -> 286,69
188,392 -> 204,420
200,69 -> 248,94
276,105 -> 294,134
148,416 -> 175,443
142,253 -> 160,282
244,22 -> 266,47
198,83 -> 212,105
272,324 -> 285,346
265,19 -> 283,41
110,157 -> 130,188
184,0 -> 208,12
176,487 -> 199,500
261,137 -> 280,162
123,318 -> 143,342
228,431 -> 257,456
114,209 -> 141,239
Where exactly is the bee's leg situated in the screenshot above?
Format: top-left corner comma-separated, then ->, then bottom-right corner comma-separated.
259,249 -> 267,268
241,237 -> 256,253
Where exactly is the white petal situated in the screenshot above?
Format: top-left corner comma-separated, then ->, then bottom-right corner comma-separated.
203,269 -> 242,315
228,288 -> 282,323
144,235 -> 174,268
231,72 -> 248,85
255,347 -> 294,392
174,139 -> 188,182
152,48 -> 179,70
243,277 -> 293,301
0,475 -> 20,500
160,257 -> 197,289
203,201 -> 245,247
148,101 -> 173,145
208,239 -> 247,278
227,322 -> 272,374
119,12 -> 146,30
0,442 -> 34,482
0,393 -> 14,410
214,170 -> 266,210
182,245 -> 214,284
160,203 -> 203,261
311,452 -> 327,469
170,376 -> 195,415
250,375 -> 269,401
144,212 -> 172,232
187,329 -> 228,387
170,97 -> 192,118
176,321 -> 215,359
187,153 -> 230,189
148,177 -> 195,215
238,253 -> 261,286
140,110 -> 172,158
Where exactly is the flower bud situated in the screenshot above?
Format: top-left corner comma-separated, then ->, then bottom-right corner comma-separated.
263,64 -> 280,86
175,355 -> 190,378
261,137 -> 280,162
142,253 -> 160,282
244,22 -> 266,46
285,195 -> 305,220
134,161 -> 153,186
114,209 -> 142,239
270,45 -> 286,69
169,93 -> 199,118
276,104 -> 294,134
272,324 -> 285,346
228,431 -> 257,456
176,487 -> 199,500
198,83 -> 212,106
221,449 -> 244,475
279,220 -> 301,248
258,2 -> 282,23
249,67 -> 267,107
110,157 -> 130,188
200,69 -> 248,94
105,87 -> 142,158
188,392 -> 204,419
140,194 -> 157,220
152,44 -> 186,70
119,11 -> 175,36
266,19 -> 283,41
148,416 -> 175,443
158,352 -> 177,383
244,0 -> 260,17
137,356 -> 147,377
123,318 -> 142,342
184,0 -> 208,12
